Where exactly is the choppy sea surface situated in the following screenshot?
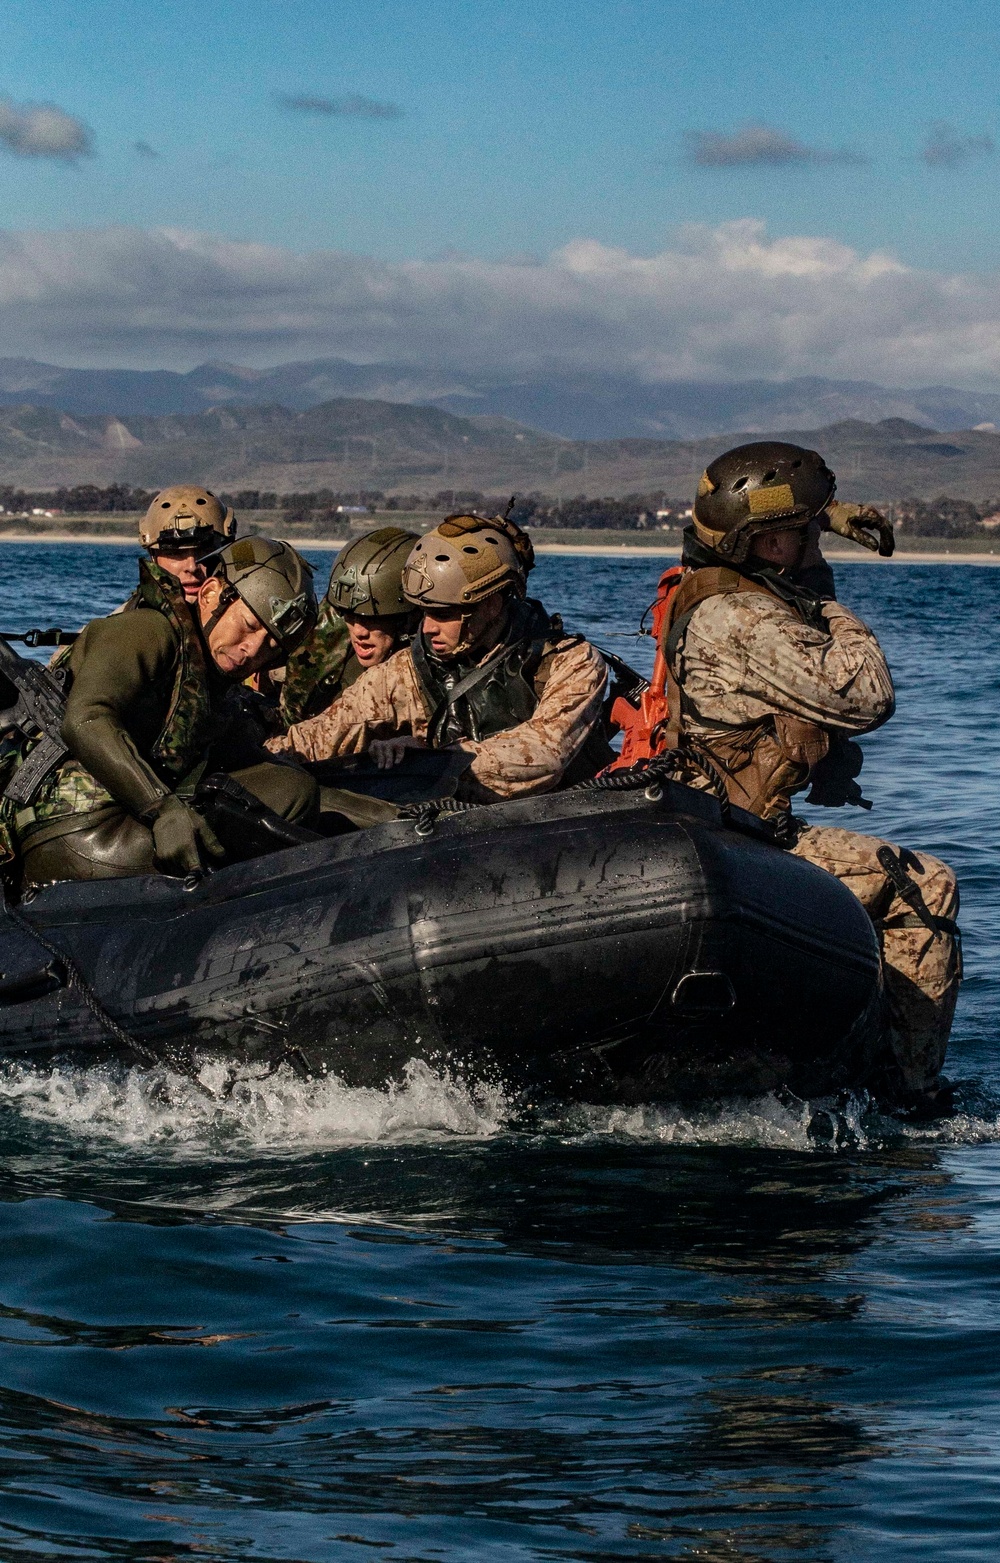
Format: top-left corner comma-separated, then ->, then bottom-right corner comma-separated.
0,541 -> 996,1561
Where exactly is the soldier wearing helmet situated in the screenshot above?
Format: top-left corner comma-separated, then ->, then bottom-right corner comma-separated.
15,536 -> 320,886
267,513 -> 612,801
661,441 -> 959,1109
137,485 -> 237,604
279,527 -> 419,726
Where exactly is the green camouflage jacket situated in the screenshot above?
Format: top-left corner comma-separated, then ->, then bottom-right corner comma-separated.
280,599 -> 361,726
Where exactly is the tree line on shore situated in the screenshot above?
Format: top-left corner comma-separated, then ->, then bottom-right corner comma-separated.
2,484 -> 999,538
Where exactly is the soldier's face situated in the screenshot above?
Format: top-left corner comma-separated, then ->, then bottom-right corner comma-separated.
197,579 -> 279,678
422,595 -> 506,659
342,611 -> 398,668
151,547 -> 211,601
750,527 -> 806,572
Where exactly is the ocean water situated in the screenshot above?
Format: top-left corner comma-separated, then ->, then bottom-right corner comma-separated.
0,542 -> 996,1560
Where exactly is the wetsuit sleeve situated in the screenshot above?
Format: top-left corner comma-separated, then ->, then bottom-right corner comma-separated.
266,650 -> 428,763
681,595 -> 895,733
457,639 -> 608,801
60,613 -> 180,817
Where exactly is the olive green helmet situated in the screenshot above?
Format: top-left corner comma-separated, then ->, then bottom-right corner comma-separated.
210,536 -> 317,650
401,514 -> 529,609
327,527 -> 419,618
140,485 -> 236,550
693,442 -> 836,564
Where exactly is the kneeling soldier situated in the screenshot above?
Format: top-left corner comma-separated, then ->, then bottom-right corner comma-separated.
9,537 -> 319,884
268,513 -> 611,801
663,441 -> 960,1107
279,527 -> 418,725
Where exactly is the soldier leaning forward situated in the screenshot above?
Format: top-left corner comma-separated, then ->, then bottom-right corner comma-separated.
279,527 -> 419,725
1,537 -> 320,886
661,440 -> 960,1107
268,513 -> 613,801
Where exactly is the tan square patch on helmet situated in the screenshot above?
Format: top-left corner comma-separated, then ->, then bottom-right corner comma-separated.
747,483 -> 797,518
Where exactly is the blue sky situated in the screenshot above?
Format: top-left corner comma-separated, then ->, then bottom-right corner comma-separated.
2,0 -> 1000,381
3,0 -> 998,266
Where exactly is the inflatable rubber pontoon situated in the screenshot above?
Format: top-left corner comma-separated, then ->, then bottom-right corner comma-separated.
0,774 -> 886,1102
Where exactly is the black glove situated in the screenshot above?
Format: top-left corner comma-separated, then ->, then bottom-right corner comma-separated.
806,737 -> 872,809
149,794 -> 225,876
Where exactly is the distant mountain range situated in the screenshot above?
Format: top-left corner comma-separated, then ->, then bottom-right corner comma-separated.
1,399 -> 1000,502
5,357 -> 1000,441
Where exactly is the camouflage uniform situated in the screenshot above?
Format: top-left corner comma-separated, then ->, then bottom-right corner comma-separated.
279,599 -> 362,727
672,587 -> 960,1095
8,564 -> 315,883
268,623 -> 608,801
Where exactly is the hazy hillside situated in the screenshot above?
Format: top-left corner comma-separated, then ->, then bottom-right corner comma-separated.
1,400 -> 1000,502
6,357 -> 1000,441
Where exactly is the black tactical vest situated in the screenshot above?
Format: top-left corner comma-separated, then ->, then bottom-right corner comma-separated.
410,597 -> 565,746
409,596 -> 616,783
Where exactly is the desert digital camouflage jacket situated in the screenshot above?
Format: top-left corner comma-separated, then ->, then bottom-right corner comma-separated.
267,637 -> 608,801
673,592 -> 895,743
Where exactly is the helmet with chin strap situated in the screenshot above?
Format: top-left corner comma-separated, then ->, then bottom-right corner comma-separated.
140,485 -> 236,551
202,536 -> 317,652
693,442 -> 836,565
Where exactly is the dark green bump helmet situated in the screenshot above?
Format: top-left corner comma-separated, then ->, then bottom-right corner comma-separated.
327,527 -> 419,618
214,535 -> 317,650
693,442 -> 836,564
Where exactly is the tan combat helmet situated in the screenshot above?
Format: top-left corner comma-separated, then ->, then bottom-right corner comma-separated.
401,514 -> 530,609
327,527 -> 419,618
206,536 -> 317,651
140,485 -> 237,550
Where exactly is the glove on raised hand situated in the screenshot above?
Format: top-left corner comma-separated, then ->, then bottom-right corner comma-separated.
149,794 -> 225,877
824,501 -> 895,557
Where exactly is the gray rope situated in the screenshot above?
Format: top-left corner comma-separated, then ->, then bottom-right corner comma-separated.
4,897 -> 212,1092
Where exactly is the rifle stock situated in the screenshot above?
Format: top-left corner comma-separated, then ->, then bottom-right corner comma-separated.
0,638 -> 70,805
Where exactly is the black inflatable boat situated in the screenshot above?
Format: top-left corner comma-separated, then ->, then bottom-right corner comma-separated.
0,775 -> 887,1102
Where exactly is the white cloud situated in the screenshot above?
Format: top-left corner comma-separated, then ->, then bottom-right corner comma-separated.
0,98 -> 92,160
2,219 -> 1000,386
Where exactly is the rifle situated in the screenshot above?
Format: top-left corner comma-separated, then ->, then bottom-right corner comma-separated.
0,629 -> 77,648
0,632 -> 77,807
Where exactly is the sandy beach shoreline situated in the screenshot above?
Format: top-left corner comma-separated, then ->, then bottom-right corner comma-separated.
0,531 -> 997,565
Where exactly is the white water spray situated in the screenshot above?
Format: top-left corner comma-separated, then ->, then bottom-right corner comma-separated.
0,1056 -> 511,1153
0,1056 -> 996,1156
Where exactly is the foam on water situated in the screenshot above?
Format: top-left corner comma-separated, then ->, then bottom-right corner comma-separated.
2,1055 -> 998,1157
0,1056 -> 511,1154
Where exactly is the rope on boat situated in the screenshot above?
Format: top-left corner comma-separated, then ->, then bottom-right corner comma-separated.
573,746 -> 732,808
2,895 -> 213,1093
398,797 -> 480,836
395,747 -> 733,835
